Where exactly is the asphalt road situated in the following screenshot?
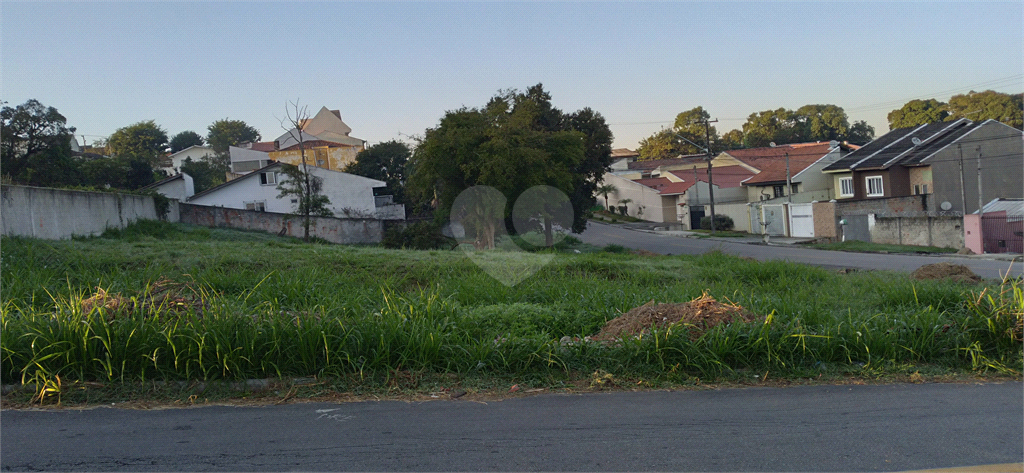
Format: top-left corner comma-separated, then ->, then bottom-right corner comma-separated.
576,222 -> 1023,280
2,382 -> 1021,471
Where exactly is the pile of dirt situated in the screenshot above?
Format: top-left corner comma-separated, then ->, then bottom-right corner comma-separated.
594,292 -> 761,341
80,277 -> 209,320
911,263 -> 981,284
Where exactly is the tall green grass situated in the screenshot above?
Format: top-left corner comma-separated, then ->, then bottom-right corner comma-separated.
2,222 -> 1021,393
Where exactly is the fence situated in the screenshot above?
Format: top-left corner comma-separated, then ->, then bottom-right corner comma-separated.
1,185 -> 158,239
178,203 -> 386,244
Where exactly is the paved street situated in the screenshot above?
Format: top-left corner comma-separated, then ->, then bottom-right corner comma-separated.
2,382 -> 1021,471
576,222 -> 1023,279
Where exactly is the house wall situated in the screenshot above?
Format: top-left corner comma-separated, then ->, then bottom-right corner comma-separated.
832,172 -> 855,199
270,146 -> 361,172
153,175 -> 194,202
1,185 -> 157,239
909,167 -> 933,195
188,166 -> 382,217
887,166 -> 912,197
712,202 -> 752,233
179,203 -> 383,244
929,121 -> 1024,215
166,146 -> 215,173
851,169 -> 892,199
813,201 -> 838,239
602,173 -> 677,222
869,216 -> 964,249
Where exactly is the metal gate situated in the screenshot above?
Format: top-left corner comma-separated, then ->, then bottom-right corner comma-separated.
751,204 -> 786,236
843,214 -> 871,242
788,203 -> 814,238
982,211 -> 1024,253
689,206 -> 705,230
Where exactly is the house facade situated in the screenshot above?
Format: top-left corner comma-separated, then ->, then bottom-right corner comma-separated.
270,107 -> 366,172
822,119 -> 1023,214
187,162 -> 402,219
163,145 -> 216,174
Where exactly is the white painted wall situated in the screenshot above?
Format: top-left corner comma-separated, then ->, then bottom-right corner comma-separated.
188,164 -> 386,217
150,174 -> 194,201
165,146 -> 216,173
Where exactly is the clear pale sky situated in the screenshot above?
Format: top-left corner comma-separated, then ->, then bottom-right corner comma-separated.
3,1 -> 1022,150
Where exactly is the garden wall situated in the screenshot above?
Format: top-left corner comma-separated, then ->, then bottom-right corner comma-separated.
179,203 -> 385,244
868,215 -> 964,249
1,185 -> 158,239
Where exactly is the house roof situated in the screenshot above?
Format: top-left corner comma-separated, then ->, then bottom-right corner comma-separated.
275,106 -> 364,148
611,148 -> 639,158
978,198 -> 1024,219
821,119 -> 979,172
633,177 -> 695,196
627,154 -> 707,171
141,173 -> 186,190
168,145 -> 214,158
682,165 -> 757,188
735,143 -> 837,186
246,141 -> 277,152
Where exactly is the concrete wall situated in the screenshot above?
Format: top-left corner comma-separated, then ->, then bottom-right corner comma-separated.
713,202 -> 752,233
602,173 -> 677,222
869,215 -> 964,249
1,185 -> 157,239
179,203 -> 384,244
963,214 -> 983,254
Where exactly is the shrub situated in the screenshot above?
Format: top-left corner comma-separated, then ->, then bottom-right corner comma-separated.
603,244 -> 628,253
382,221 -> 457,250
618,205 -> 628,216
700,214 -> 734,231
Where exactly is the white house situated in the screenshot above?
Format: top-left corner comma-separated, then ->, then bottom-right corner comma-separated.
187,162 -> 404,219
164,145 -> 216,174
142,173 -> 195,202
228,145 -> 273,177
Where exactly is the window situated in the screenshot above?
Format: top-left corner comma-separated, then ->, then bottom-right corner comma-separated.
914,185 -> 920,195
922,184 -> 928,194
773,185 -> 785,198
865,176 -> 884,197
839,177 -> 854,197
790,183 -> 798,194
259,172 -> 277,185
245,201 -> 266,212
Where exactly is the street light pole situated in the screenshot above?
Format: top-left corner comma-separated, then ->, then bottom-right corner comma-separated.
705,119 -> 718,234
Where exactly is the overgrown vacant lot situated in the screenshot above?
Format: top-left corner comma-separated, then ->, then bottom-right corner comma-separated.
1,222 -> 1021,404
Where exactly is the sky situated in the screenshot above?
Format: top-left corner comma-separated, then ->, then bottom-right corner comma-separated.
2,1 -> 1022,151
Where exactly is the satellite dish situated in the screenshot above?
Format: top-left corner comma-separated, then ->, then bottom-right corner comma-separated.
829,140 -> 839,148
911,137 -> 922,146
940,201 -> 953,211
769,142 -> 777,147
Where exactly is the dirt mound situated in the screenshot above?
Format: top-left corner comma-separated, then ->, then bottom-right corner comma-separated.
911,263 -> 981,283
632,249 -> 660,257
594,292 -> 760,341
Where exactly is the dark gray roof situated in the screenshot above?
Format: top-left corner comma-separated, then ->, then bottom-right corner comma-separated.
821,119 -> 975,172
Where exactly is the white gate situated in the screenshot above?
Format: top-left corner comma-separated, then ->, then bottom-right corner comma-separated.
788,203 -> 814,238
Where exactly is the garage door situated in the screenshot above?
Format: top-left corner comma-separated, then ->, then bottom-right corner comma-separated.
788,203 -> 814,238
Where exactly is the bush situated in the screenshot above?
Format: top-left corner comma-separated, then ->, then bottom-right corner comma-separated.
382,221 -> 457,250
618,205 -> 628,216
700,214 -> 734,231
603,244 -> 628,253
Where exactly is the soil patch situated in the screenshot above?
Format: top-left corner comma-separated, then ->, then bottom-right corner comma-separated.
594,292 -> 761,341
80,277 -> 210,320
911,263 -> 981,284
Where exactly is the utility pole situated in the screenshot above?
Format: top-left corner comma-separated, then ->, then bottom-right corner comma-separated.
785,151 -> 792,203
976,146 -> 984,214
958,143 -> 966,215
704,118 -> 718,234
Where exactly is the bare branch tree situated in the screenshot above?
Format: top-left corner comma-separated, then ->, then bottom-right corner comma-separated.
277,99 -> 332,242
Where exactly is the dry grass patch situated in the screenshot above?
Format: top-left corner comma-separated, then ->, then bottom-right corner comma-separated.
594,292 -> 761,341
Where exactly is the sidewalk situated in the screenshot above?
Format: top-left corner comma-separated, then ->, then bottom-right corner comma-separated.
608,221 -> 1023,262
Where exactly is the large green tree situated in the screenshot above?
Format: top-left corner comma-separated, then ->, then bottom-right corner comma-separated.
169,130 -> 205,153
1,99 -> 79,186
946,90 -> 1023,129
887,99 -> 950,129
742,108 -> 799,148
637,106 -> 718,160
107,120 -> 169,166
344,140 -> 411,205
846,120 -> 876,145
206,119 -> 261,166
795,104 -> 849,142
410,84 -> 609,244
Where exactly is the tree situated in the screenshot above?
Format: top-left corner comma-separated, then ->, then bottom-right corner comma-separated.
596,183 -> 617,210
946,90 -> 1023,129
846,120 -> 876,145
344,140 -> 411,205
276,102 -> 331,242
794,104 -> 849,142
206,119 -> 261,167
887,99 -> 949,129
1,99 -> 78,185
107,120 -> 169,166
719,129 -> 744,150
409,84 -> 607,247
169,130 -> 205,153
636,106 -> 717,161
179,156 -> 224,193
742,108 -> 799,148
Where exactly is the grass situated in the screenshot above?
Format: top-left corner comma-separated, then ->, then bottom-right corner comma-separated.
1,220 -> 1020,405
807,240 -> 959,254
